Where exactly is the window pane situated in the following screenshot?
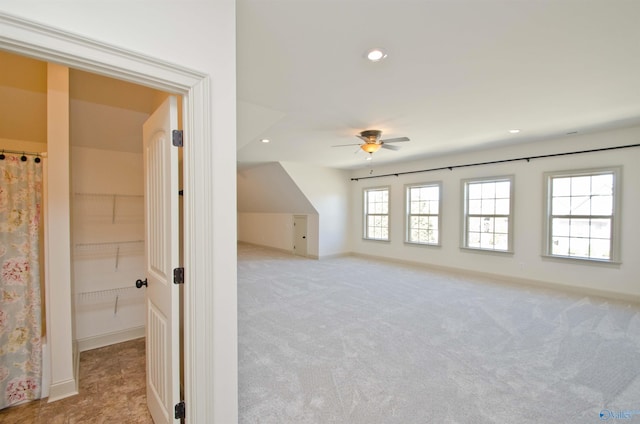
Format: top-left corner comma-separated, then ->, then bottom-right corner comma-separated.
480,199 -> 495,215
570,196 -> 590,215
552,218 -> 570,237
481,182 -> 496,198
591,174 -> 613,195
468,232 -> 481,248
495,199 -> 510,215
468,184 -> 482,199
468,217 -> 481,232
591,195 -> 612,215
552,197 -> 570,215
494,217 -> 509,234
480,232 -> 494,249
495,181 -> 511,198
569,219 -> 590,238
590,219 -> 611,239
571,176 -> 591,196
424,186 -> 439,200
569,237 -> 590,258
428,200 -> 439,214
553,177 -> 571,196
468,199 -> 481,214
429,230 -> 439,244
552,236 -> 570,256
590,238 -> 610,260
494,233 -> 509,250
481,217 -> 494,233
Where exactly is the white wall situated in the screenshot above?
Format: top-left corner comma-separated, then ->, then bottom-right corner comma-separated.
0,3 -> 237,421
238,213 -> 295,252
281,162 -> 351,257
350,126 -> 640,299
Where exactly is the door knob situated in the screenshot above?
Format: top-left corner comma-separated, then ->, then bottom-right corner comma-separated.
135,278 -> 148,289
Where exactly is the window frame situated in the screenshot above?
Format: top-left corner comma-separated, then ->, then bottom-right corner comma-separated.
363,186 -> 391,241
461,175 -> 515,253
404,181 -> 442,246
542,166 -> 622,263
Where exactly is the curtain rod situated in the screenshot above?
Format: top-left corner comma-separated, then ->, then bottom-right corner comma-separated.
0,148 -> 47,157
351,143 -> 640,181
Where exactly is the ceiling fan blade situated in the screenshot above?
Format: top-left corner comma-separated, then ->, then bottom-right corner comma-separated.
380,136 -> 410,143
381,144 -> 401,151
332,143 -> 362,147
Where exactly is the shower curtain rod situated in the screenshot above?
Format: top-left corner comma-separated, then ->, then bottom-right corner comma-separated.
350,143 -> 640,181
0,148 -> 47,157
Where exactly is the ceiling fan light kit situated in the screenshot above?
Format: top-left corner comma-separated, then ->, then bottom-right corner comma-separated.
361,143 -> 382,153
332,129 -> 410,157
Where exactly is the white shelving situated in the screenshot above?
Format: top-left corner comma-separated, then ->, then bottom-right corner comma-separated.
73,190 -> 146,341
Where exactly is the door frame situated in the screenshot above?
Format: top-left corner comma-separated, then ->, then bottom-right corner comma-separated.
0,12 -> 234,423
293,215 -> 308,257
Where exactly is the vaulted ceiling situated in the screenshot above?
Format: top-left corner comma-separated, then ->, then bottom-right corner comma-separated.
3,1 -> 640,171
236,0 -> 640,170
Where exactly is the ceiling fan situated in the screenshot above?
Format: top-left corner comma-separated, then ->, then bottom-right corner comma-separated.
333,130 -> 410,154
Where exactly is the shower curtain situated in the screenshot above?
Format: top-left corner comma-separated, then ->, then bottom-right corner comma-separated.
0,153 -> 43,409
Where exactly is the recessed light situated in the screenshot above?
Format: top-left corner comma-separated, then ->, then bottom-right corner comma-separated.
365,48 -> 387,62
508,129 -> 521,134
260,138 -> 270,143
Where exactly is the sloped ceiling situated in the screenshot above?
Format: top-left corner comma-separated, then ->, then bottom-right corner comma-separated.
237,162 -> 316,214
0,50 -> 164,153
237,0 -> 640,170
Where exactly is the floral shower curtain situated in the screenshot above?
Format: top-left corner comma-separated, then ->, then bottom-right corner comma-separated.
0,153 -> 43,409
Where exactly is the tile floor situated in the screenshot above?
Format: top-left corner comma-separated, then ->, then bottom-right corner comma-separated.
0,338 -> 152,423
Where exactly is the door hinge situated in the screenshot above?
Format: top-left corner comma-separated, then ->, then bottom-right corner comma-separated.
174,401 -> 186,419
172,130 -> 183,147
173,267 -> 184,285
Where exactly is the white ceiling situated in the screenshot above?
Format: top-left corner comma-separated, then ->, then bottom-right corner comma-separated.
3,2 -> 640,168
236,0 -> 640,170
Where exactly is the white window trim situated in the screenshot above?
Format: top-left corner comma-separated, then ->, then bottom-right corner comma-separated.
542,166 -> 622,264
404,181 -> 442,246
461,175 -> 515,254
363,186 -> 391,241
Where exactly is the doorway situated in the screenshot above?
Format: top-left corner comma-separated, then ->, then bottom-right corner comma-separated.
0,12 -> 229,422
0,49 -> 182,422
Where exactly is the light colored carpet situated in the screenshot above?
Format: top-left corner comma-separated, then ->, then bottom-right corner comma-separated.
238,243 -> 640,423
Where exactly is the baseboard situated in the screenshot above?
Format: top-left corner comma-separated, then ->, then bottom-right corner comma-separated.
238,241 -> 294,256
351,252 -> 640,304
77,326 -> 145,353
47,378 -> 78,403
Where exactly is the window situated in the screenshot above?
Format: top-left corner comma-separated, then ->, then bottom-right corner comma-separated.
462,176 -> 513,252
544,167 -> 620,262
364,187 -> 390,240
406,183 -> 441,245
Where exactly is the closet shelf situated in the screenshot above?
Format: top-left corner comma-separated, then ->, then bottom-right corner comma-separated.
74,240 -> 144,270
76,286 -> 144,313
74,192 -> 144,224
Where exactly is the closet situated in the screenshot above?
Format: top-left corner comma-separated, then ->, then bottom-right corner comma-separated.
72,157 -> 146,349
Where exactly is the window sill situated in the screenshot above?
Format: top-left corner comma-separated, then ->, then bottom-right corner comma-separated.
362,238 -> 390,243
405,241 -> 441,248
460,246 -> 514,256
541,254 -> 621,267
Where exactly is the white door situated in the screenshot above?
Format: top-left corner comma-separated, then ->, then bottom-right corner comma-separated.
293,215 -> 308,257
143,96 -> 181,423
